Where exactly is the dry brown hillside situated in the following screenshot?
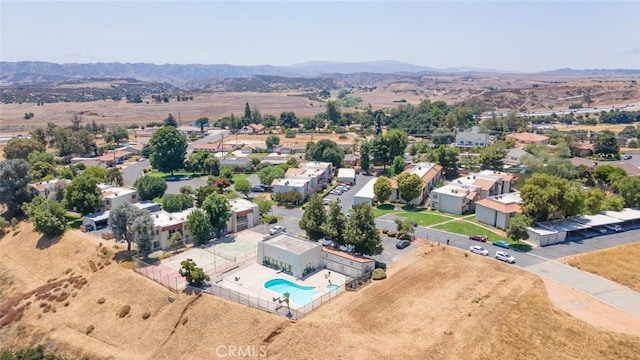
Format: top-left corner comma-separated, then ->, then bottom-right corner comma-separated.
1,224 -> 639,360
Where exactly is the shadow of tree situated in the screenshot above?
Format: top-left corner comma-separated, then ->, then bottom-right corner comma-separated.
36,234 -> 62,249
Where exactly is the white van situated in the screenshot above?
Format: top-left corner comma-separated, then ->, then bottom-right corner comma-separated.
604,224 -> 622,232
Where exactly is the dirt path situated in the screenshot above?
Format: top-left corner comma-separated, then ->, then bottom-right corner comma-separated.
541,277 -> 640,337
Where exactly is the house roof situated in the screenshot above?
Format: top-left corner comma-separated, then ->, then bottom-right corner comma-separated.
98,150 -> 131,162
285,168 -> 305,177
576,142 -> 594,150
101,186 -> 136,199
570,157 -> 598,167
229,198 -> 258,212
322,246 -> 375,264
474,197 -> 522,214
263,234 -> 321,255
476,170 -> 515,182
506,132 -> 549,143
337,168 -> 356,178
247,123 -> 265,131
465,191 -> 477,200
473,178 -> 497,191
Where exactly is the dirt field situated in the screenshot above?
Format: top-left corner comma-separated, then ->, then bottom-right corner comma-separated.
227,132 -> 359,146
2,224 -> 639,359
561,242 -> 640,292
556,123 -> 640,132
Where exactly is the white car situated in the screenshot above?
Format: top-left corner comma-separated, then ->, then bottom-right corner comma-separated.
269,226 -> 286,235
469,245 -> 489,256
495,251 -> 516,264
604,224 -> 622,232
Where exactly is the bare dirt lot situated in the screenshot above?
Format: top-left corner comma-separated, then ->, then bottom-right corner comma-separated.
2,225 -> 639,359
561,242 -> 640,292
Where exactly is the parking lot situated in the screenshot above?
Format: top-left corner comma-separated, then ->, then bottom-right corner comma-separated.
323,174 -> 373,214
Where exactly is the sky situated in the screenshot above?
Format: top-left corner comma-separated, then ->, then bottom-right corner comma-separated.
1,1 -> 639,72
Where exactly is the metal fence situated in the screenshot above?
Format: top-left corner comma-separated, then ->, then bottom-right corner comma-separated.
132,257 -> 184,292
199,281 -> 345,320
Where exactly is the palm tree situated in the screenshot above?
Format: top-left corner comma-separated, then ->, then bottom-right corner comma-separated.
283,291 -> 291,317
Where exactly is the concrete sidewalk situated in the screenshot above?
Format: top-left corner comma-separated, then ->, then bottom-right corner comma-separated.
525,260 -> 640,319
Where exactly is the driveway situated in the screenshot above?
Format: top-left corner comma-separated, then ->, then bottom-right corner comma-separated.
323,174 -> 373,214
122,159 -> 149,186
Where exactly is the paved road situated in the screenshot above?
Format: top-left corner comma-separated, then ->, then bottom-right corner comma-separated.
187,129 -> 229,151
530,228 -> 640,259
324,174 -> 374,214
165,179 -> 208,195
122,159 -> 149,186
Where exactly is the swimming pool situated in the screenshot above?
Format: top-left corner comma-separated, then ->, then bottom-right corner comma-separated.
264,278 -> 318,306
326,284 -> 340,292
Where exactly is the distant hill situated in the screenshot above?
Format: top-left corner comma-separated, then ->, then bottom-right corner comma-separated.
538,68 -> 640,76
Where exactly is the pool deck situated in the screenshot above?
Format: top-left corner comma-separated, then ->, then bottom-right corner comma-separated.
218,263 -> 346,308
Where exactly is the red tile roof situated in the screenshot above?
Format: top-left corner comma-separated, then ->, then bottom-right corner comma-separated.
475,198 -> 522,214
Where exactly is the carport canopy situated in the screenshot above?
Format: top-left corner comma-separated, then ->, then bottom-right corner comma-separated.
571,214 -> 624,227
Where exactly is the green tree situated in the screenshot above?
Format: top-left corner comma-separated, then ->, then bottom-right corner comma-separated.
344,203 -> 383,256
478,143 -> 507,171
360,140 -> 371,173
161,194 -> 193,212
429,145 -> 459,179
593,165 -> 627,185
179,258 -> 210,287
30,161 -> 56,180
83,165 -> 108,182
105,167 -> 124,186
131,210 -> 155,253
4,138 -> 45,160
134,176 -> 167,201
595,130 -> 620,157
220,165 -> 234,180
253,197 -> 273,219
234,178 -> 252,198
22,197 -> 67,239
27,150 -> 55,166
397,172 -> 422,204
164,113 -> 178,127
278,111 -> 298,128
0,159 -> 32,216
259,166 -> 285,186
373,176 -> 392,203
195,185 -> 215,207
64,173 -> 101,215
305,139 -> 344,168
388,155 -> 405,177
243,102 -> 252,121
149,126 -> 187,176
370,130 -> 409,167
203,156 -> 220,176
583,188 -> 606,215
507,214 -> 532,243
185,209 -> 212,245
325,100 -> 341,125
202,193 -> 231,237
321,199 -> 347,246
109,202 -> 141,252
299,194 -> 326,240
602,194 -> 625,212
195,117 -> 209,133
520,174 -> 584,222
169,231 -> 182,251
265,135 -> 281,150
395,217 -> 414,239
610,176 -> 640,208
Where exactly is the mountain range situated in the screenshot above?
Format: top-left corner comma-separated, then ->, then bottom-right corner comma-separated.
1,60 -> 639,87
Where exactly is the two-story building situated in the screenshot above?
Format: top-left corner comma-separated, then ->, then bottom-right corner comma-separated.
504,147 -> 529,168
227,198 -> 260,232
272,178 -> 312,200
28,179 -> 71,199
455,131 -> 491,149
390,162 -> 443,205
99,185 -> 138,211
430,184 -> 478,215
474,192 -> 523,230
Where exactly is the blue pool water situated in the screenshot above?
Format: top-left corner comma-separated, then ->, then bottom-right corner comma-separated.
264,278 -> 318,306
326,284 -> 340,292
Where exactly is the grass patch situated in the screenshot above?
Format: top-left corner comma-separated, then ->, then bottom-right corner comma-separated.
247,153 -> 268,159
64,214 -> 82,229
231,173 -> 250,184
373,204 -> 398,218
261,215 -> 283,224
434,220 -> 494,237
397,212 -> 450,227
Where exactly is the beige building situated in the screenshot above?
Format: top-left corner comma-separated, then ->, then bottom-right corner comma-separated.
258,234 -> 323,278
99,185 -> 138,211
321,247 -> 375,278
390,162 -> 443,205
474,192 -> 523,230
227,198 -> 260,232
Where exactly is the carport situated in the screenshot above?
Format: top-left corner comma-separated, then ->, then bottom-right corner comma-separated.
531,219 -> 592,246
603,208 -> 640,230
571,213 -> 624,231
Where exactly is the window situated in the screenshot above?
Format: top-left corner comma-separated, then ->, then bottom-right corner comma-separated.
106,199 -> 111,205
132,194 -> 136,200
152,241 -> 160,249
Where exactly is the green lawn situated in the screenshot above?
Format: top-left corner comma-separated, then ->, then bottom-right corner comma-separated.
433,220 -> 532,250
147,171 -> 204,179
64,214 -> 83,229
232,173 -> 250,184
397,212 -> 450,226
373,204 -> 398,218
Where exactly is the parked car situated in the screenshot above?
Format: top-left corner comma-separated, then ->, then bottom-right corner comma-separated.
330,190 -> 342,196
269,225 -> 286,235
469,235 -> 488,242
165,176 -> 177,182
595,227 -> 608,234
345,245 -> 356,253
623,155 -> 632,160
495,251 -> 516,264
492,241 -> 510,249
469,245 -> 489,256
85,224 -> 95,232
604,224 -> 622,232
252,186 -> 265,192
179,175 -> 192,181
323,198 -> 331,205
396,240 -> 411,249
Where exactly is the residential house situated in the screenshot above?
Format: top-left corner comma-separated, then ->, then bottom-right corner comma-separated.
455,131 -> 491,149
475,170 -> 516,194
227,198 -> 260,232
506,132 -> 549,145
220,157 -> 252,168
504,148 -> 529,168
260,155 -> 290,165
99,184 -> 138,211
474,192 -> 523,230
343,153 -> 360,167
83,201 -> 160,232
272,178 -> 312,200
275,143 -> 306,155
177,125 -> 206,136
192,143 -> 238,154
98,150 -> 134,167
570,158 -> 640,176
243,123 -> 265,134
257,233 -> 323,278
241,142 -> 267,154
430,184 -> 478,215
321,247 -> 375,278
300,161 -> 333,185
390,162 -> 443,205
28,179 -> 71,199
575,142 -> 595,157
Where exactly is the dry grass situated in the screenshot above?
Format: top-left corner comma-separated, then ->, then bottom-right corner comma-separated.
227,132 -> 358,146
562,242 -> 640,292
1,226 -> 640,359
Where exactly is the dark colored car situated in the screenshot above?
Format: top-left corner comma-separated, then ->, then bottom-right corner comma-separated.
469,235 -> 488,242
252,186 -> 265,192
396,240 -> 411,249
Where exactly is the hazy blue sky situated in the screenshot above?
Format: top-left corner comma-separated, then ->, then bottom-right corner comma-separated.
1,1 -> 639,71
